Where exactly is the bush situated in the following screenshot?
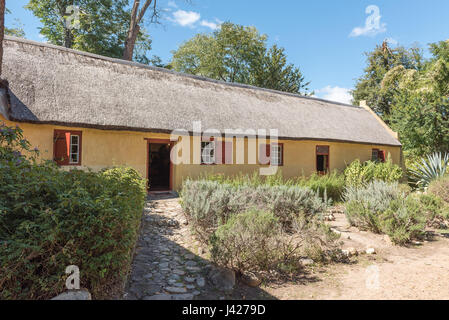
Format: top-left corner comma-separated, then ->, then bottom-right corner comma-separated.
181,179 -> 328,239
344,159 -> 403,187
210,209 -> 340,274
296,171 -> 345,202
343,181 -> 426,244
0,123 -> 146,300
428,176 -> 449,203
210,210 -> 284,272
408,153 -> 449,190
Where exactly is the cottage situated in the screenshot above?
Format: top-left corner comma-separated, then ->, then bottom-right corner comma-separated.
0,36 -> 402,191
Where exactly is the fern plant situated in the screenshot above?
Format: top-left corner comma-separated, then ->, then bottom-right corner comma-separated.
408,152 -> 449,190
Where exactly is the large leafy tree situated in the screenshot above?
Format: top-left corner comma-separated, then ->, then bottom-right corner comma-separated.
352,41 -> 423,117
26,0 -> 152,61
384,40 -> 449,156
171,22 -> 310,95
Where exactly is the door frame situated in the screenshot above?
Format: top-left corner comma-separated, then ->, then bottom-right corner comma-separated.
145,138 -> 174,191
316,145 -> 330,174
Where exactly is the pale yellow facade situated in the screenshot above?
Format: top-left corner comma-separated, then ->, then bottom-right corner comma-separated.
0,115 -> 402,191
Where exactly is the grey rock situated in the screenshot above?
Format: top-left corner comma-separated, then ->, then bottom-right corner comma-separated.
208,267 -> 235,293
196,277 -> 205,287
143,294 -> 172,300
172,293 -> 194,300
165,286 -> 187,294
241,272 -> 261,287
51,290 -> 91,300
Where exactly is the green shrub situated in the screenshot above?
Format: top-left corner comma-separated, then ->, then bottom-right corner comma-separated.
296,171 -> 345,202
210,209 -> 284,272
344,159 -> 403,187
428,175 -> 449,203
343,181 -> 426,245
379,197 -> 427,245
210,209 -> 339,274
408,153 -> 449,190
181,179 -> 328,238
0,123 -> 146,300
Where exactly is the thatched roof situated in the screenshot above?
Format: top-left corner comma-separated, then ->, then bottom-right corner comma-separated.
1,36 -> 401,146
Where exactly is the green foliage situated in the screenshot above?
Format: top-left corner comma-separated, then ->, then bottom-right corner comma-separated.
171,22 -> 311,95
343,181 -> 426,245
202,170 -> 344,203
5,8 -> 26,38
25,0 -> 153,62
408,153 -> 449,190
352,41 -> 423,116
428,175 -> 449,203
344,159 -> 403,187
296,171 -> 345,202
0,123 -> 146,299
210,209 -> 284,272
181,179 -> 328,240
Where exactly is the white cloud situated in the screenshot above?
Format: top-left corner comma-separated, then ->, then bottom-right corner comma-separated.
316,86 -> 353,105
350,5 -> 387,37
200,20 -> 218,30
169,10 -> 201,27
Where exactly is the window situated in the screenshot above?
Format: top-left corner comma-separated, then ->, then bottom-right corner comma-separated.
259,143 -> 283,166
271,144 -> 283,166
53,130 -> 82,166
201,141 -> 216,165
316,145 -> 329,174
372,149 -> 386,163
70,135 -> 80,164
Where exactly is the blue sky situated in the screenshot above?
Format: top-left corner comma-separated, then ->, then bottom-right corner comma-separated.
5,0 -> 449,104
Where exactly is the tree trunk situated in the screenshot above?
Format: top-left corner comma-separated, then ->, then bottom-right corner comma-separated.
123,0 -> 155,61
0,0 -> 5,78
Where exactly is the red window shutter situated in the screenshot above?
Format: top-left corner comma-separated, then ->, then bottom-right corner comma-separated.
259,144 -> 271,165
53,130 -> 70,165
379,150 -> 386,163
215,140 -> 223,165
224,141 -> 233,164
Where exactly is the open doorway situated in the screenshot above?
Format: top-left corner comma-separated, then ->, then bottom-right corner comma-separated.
148,142 -> 171,191
316,145 -> 329,174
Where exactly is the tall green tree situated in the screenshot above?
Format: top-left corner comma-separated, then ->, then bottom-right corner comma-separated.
384,40 -> 449,156
171,22 -> 310,95
352,41 -> 423,117
26,0 -> 152,62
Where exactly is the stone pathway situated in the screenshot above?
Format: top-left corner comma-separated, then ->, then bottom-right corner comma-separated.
123,194 -> 229,300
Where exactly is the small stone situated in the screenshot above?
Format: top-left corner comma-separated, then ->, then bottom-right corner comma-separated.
143,294 -> 172,300
165,286 -> 187,294
185,277 -> 195,283
366,248 -> 376,255
196,277 -> 205,287
241,272 -> 261,287
186,284 -> 195,290
299,258 -> 314,266
208,267 -> 235,293
185,261 -> 197,267
173,269 -> 186,275
51,290 -> 92,300
172,293 -> 194,300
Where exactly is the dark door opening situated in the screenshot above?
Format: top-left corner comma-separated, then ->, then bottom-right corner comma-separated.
316,146 -> 329,174
148,143 -> 171,190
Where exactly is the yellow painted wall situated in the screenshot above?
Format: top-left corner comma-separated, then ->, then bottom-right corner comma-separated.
1,115 -> 402,191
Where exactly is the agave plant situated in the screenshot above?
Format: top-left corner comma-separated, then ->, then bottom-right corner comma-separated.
408,152 -> 449,190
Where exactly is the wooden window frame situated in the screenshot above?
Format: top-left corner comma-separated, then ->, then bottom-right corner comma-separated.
53,130 -> 82,166
316,145 -> 330,174
201,140 -> 216,165
271,143 -> 284,166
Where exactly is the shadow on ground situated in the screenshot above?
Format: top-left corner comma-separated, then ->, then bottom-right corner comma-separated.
123,194 -> 321,300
